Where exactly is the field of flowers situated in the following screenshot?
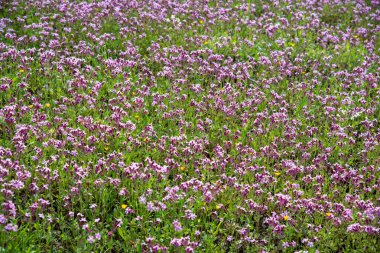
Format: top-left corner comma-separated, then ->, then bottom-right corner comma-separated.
0,0 -> 379,252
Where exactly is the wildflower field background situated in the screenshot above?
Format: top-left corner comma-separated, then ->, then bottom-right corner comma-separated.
0,0 -> 379,252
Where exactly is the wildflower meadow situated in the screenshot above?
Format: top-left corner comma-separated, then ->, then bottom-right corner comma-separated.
0,0 -> 379,252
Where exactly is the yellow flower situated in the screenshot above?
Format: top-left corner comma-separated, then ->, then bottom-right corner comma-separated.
326,212 -> 333,217
45,103 -> 51,108
29,105 -> 33,109
180,166 -> 185,171
283,215 -> 289,221
199,19 -> 204,24
143,138 -> 147,142
216,204 -> 222,210
134,114 -> 139,119
104,147 -> 109,151
132,92 -> 136,96
121,204 -> 127,209
19,69 -> 24,73
274,172 -> 281,176
49,129 -> 54,134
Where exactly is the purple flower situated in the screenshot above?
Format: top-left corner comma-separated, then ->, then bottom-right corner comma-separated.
87,236 -> 95,244
0,215 -> 6,224
347,223 -> 362,233
4,223 -> 18,232
94,233 -> 101,240
172,220 -> 182,231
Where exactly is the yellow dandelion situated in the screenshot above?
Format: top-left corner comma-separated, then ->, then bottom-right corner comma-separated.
180,166 -> 185,171
283,215 -> 289,221
199,19 -> 204,24
45,103 -> 51,108
29,105 -> 33,109
274,172 -> 281,176
326,212 -> 333,217
121,204 -> 127,209
104,147 -> 109,151
19,69 -> 24,73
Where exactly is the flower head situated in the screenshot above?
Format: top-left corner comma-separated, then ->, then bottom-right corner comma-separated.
172,219 -> 182,231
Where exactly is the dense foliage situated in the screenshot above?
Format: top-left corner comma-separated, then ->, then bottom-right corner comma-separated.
0,0 -> 379,252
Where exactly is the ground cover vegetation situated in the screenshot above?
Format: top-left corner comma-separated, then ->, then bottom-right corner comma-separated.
0,0 -> 379,252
